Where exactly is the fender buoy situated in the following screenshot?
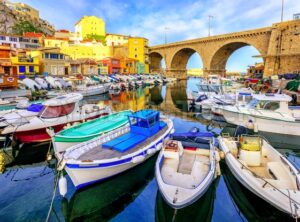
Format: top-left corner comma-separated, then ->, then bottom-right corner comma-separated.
59,175 -> 67,197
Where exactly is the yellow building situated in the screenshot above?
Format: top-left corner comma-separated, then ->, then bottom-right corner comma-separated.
105,34 -> 128,46
29,48 -> 70,75
44,37 -> 69,48
61,42 -> 112,60
10,51 -> 39,75
75,16 -> 106,40
187,68 -> 203,77
128,37 -> 149,73
5,1 -> 39,20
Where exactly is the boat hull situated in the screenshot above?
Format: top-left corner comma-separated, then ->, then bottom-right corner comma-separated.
66,156 -> 151,189
222,109 -> 300,148
219,137 -> 300,217
13,113 -> 107,143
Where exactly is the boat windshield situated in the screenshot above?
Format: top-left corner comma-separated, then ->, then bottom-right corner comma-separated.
197,84 -> 222,93
39,103 -> 75,118
247,99 -> 259,108
247,99 -> 280,111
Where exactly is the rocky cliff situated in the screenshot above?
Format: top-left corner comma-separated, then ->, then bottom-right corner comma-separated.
0,1 -> 54,35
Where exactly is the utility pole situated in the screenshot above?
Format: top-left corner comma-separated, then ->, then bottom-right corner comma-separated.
164,27 -> 169,44
281,0 -> 284,22
208,15 -> 213,37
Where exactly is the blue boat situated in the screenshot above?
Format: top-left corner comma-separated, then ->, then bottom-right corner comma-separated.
58,109 -> 174,190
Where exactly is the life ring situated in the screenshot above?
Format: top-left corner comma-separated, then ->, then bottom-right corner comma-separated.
7,77 -> 14,82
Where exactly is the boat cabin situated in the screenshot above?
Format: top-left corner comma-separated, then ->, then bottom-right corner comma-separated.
247,94 -> 292,113
128,109 -> 163,137
102,109 -> 165,152
39,93 -> 83,118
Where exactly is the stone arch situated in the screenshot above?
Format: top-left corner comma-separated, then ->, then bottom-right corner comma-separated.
209,41 -> 265,75
169,47 -> 204,77
149,52 -> 165,73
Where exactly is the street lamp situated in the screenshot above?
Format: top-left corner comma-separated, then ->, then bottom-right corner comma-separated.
281,0 -> 284,22
164,27 -> 169,44
208,15 -> 213,37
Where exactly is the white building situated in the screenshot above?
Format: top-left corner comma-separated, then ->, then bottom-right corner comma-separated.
0,34 -> 40,49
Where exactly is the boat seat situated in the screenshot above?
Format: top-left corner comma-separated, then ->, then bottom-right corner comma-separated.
161,158 -> 208,189
267,162 -> 290,181
102,132 -> 147,152
111,134 -> 146,152
102,132 -> 135,148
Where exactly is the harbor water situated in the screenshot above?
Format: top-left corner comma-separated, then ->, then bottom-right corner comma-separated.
0,78 -> 299,222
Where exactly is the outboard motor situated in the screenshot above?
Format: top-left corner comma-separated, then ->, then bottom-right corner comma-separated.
196,94 -> 208,102
234,125 -> 248,137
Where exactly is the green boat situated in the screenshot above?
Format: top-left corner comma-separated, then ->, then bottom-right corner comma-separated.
52,110 -> 132,153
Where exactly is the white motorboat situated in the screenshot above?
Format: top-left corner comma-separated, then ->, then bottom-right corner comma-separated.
20,78 -> 42,91
221,93 -> 300,148
76,83 -> 110,97
1,93 -> 111,143
156,131 -> 217,209
218,134 -> 300,218
211,88 -> 254,115
188,84 -> 224,110
56,109 -> 174,190
35,77 -> 48,89
45,76 -> 62,89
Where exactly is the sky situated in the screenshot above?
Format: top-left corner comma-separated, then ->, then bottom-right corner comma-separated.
11,0 -> 300,71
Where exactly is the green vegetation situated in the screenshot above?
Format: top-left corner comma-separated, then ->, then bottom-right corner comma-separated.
12,20 -> 41,35
85,34 -> 106,43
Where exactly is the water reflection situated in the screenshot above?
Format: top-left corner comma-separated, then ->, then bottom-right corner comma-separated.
149,86 -> 164,105
62,154 -> 157,222
155,178 -> 219,222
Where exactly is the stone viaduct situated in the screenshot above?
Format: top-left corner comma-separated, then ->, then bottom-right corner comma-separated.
149,20 -> 300,77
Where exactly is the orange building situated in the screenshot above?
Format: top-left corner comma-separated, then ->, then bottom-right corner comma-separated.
100,57 -> 121,74
0,45 -> 18,88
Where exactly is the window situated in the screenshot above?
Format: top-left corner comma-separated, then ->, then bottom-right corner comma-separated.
45,53 -> 49,59
32,39 -> 38,43
60,54 -> 63,59
50,53 -> 59,59
263,102 -> 280,110
39,103 -> 75,118
29,66 -> 34,73
135,54 -> 137,58
19,66 -> 26,73
9,37 -> 18,42
0,36 -> 6,40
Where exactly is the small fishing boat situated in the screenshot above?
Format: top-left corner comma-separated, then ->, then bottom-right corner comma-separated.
52,110 -> 132,153
218,134 -> 300,218
57,109 -> 174,189
155,131 -> 217,209
1,93 -> 111,143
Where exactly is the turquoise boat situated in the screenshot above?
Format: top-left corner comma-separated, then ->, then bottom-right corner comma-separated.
52,110 -> 132,153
